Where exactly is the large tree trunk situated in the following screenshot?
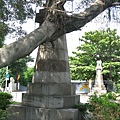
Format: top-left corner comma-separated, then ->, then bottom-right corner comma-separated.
0,0 -> 119,68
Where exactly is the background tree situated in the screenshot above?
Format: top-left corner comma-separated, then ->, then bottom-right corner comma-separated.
69,28 -> 120,85
0,56 -> 34,88
0,67 -> 6,88
0,0 -> 36,88
23,67 -> 34,86
0,0 -> 34,39
8,56 -> 34,86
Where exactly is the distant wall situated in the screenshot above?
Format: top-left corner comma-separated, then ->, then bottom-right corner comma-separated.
71,80 -> 90,94
71,80 -> 114,94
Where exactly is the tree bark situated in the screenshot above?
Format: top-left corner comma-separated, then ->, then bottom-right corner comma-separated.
0,0 -> 119,68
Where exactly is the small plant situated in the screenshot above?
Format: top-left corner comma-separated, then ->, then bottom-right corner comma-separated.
73,103 -> 92,120
74,103 -> 91,113
107,92 -> 116,100
114,83 -> 120,93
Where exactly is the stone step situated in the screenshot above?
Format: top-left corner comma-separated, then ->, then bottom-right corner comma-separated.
22,94 -> 80,109
7,104 -> 79,120
27,83 -> 75,95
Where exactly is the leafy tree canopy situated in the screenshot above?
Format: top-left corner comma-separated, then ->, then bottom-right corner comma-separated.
69,28 -> 120,84
23,67 -> 34,86
8,56 -> 34,86
0,67 -> 6,88
0,0 -> 36,43
0,56 -> 34,88
0,0 -> 36,87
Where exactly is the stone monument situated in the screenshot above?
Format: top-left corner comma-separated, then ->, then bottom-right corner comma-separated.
7,8 -> 81,119
92,60 -> 107,94
7,35 -> 80,120
8,77 -> 16,92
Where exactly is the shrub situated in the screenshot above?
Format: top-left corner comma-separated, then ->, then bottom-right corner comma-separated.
0,109 -> 7,120
74,103 -> 91,113
88,93 -> 120,120
0,92 -> 12,110
74,92 -> 120,120
0,92 -> 12,120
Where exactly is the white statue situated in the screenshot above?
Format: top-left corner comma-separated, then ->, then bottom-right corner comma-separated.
92,60 -> 107,94
9,77 -> 16,92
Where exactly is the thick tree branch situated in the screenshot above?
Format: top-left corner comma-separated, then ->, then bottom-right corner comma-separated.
0,0 -> 119,68
49,0 -> 118,40
0,20 -> 56,67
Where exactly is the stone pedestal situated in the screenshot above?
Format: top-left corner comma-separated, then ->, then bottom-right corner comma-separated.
8,105 -> 79,120
7,35 -> 80,120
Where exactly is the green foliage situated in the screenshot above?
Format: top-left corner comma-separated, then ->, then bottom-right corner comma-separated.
23,67 -> 34,86
0,92 -> 12,110
0,109 -> 7,120
107,92 -> 117,100
74,103 -> 91,113
0,56 -> 34,87
0,0 -> 35,46
114,83 -> 120,93
0,67 -> 6,88
0,92 -> 13,120
69,28 -> 120,84
74,93 -> 120,120
88,93 -> 120,120
0,0 -> 34,22
0,23 -> 8,47
8,56 -> 34,86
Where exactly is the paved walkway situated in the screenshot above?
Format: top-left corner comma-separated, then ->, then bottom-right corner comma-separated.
11,91 -> 90,103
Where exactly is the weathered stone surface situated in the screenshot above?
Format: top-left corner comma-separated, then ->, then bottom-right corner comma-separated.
36,59 -> 69,72
32,71 -> 71,83
7,105 -> 79,120
33,35 -> 70,84
27,83 -> 75,95
22,94 -> 80,108
35,46 -> 69,61
7,104 -> 26,120
7,35 -> 80,120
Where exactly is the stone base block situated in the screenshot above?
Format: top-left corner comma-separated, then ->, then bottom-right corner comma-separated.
27,83 -> 75,95
22,94 -> 80,108
33,71 -> 71,83
92,87 -> 107,94
7,104 -> 79,120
